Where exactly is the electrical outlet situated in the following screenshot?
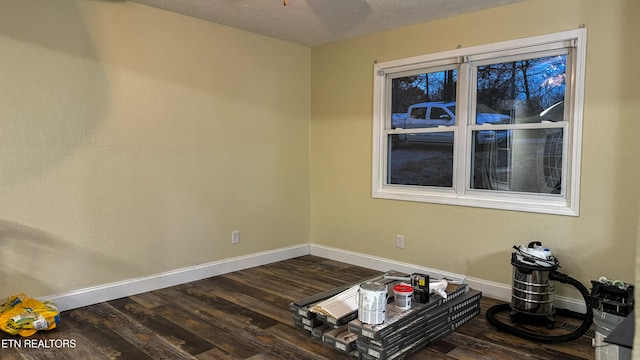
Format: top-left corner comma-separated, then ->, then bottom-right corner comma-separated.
231,230 -> 240,244
396,234 -> 404,249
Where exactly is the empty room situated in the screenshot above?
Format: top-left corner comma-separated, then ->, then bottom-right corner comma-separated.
0,0 -> 637,359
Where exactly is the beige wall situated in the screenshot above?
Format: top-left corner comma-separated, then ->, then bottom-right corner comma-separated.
0,0 -> 310,297
310,0 -> 639,295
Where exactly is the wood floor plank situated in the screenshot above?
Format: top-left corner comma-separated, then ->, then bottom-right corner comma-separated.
151,300 -> 257,359
198,276 -> 293,325
49,330 -> 112,360
153,286 -> 284,358
423,337 -> 458,357
261,257 -> 381,288
182,286 -> 281,330
440,333 -> 545,360
194,347 -> 236,360
128,291 -> 170,309
0,334 -> 30,359
222,268 -> 330,300
202,275 -> 289,306
62,307 -> 158,360
411,347 -> 457,359
0,349 -> 27,360
154,288 -> 328,360
22,333 -> 74,360
107,297 -> 215,356
68,303 -> 194,360
250,265 -> 346,292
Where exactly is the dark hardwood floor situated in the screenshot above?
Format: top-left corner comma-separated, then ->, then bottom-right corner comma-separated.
0,256 -> 596,359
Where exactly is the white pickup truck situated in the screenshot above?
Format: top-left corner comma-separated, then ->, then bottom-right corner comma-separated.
391,101 -> 510,147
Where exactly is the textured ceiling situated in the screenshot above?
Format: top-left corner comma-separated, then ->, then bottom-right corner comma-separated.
129,0 -> 523,47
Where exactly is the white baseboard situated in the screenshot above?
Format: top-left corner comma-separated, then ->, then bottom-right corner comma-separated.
45,244 -> 310,312
309,244 -> 587,313
44,242 -> 586,314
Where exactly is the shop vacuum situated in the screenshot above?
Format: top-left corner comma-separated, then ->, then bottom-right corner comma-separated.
486,241 -> 594,343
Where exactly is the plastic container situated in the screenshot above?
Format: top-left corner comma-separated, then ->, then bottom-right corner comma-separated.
393,283 -> 413,310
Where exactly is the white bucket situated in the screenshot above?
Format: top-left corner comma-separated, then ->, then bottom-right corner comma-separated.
393,283 -> 413,310
357,282 -> 387,325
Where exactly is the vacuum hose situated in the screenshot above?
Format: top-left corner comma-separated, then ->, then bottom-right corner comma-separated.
485,270 -> 593,344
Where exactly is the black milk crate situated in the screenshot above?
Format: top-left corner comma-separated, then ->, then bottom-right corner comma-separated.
589,280 -> 634,317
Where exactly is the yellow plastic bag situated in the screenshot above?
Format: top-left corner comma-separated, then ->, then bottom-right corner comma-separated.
0,294 -> 60,337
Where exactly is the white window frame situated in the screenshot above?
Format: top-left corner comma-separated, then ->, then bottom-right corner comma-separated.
372,29 -> 587,216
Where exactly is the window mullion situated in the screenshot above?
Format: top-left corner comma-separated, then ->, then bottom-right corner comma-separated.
457,60 -> 472,195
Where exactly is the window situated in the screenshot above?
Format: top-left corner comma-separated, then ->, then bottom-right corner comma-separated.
372,29 -> 587,215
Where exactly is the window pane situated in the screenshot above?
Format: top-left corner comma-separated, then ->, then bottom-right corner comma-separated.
476,55 -> 566,124
391,69 -> 457,129
388,135 -> 453,187
471,129 -> 563,194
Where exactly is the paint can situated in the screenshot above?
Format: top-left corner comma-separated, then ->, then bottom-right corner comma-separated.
393,283 -> 413,310
357,282 -> 387,325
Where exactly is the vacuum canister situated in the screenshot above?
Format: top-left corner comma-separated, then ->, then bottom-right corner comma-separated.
511,241 -> 559,319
